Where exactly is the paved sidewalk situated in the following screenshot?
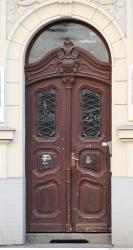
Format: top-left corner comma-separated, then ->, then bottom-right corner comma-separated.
2,243 -> 132,248
17,243 -> 111,248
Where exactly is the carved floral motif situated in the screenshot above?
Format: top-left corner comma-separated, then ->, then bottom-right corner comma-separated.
6,0 -> 126,35
9,0 -> 73,7
15,0 -> 42,6
94,0 -> 116,4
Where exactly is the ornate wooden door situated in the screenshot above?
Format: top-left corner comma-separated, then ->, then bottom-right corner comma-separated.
25,41 -> 111,232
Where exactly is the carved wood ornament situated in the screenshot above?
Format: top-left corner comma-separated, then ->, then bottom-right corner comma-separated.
57,41 -> 79,84
25,40 -> 111,86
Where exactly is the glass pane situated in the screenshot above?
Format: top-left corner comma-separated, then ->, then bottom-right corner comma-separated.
81,88 -> 101,138
29,22 -> 109,63
36,89 -> 56,138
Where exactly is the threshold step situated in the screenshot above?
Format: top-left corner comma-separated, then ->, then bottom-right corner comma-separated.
26,233 -> 111,244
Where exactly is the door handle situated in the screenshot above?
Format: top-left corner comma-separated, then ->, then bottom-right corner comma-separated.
71,153 -> 79,167
102,141 -> 112,156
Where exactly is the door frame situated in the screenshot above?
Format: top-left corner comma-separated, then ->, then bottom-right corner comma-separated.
25,39 -> 111,232
6,0 -> 126,244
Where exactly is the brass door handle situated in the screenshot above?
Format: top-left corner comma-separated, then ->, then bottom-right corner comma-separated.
71,153 -> 79,167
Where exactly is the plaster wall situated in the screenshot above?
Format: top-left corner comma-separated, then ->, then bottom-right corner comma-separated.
112,177 -> 133,247
0,0 -> 133,246
0,178 -> 24,245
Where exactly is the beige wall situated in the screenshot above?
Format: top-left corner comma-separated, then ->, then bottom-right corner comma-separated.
0,1 -> 6,67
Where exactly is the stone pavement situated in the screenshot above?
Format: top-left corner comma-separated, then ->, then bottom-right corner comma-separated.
15,243 -> 111,248
1,243 -> 133,248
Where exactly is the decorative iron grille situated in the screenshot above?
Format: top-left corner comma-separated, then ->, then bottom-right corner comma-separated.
81,88 -> 101,138
36,89 -> 56,137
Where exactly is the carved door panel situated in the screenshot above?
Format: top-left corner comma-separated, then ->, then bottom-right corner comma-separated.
26,78 -> 67,232
71,78 -> 111,232
26,42 -> 111,232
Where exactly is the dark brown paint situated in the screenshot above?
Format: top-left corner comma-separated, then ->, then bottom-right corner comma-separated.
25,41 -> 111,232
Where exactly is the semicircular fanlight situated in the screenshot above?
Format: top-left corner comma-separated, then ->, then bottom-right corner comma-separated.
28,21 -> 110,64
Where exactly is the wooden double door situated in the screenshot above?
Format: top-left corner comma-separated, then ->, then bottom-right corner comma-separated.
26,42 -> 111,233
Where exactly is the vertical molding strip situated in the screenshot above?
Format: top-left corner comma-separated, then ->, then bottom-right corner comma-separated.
127,0 -> 133,120
0,67 -> 4,122
0,143 -> 7,178
0,1 -> 6,123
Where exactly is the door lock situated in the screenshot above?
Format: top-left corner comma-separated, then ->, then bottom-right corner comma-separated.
102,141 -> 112,156
71,153 -> 79,167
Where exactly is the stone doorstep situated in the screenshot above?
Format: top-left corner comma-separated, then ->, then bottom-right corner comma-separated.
0,243 -> 113,248
26,233 -> 111,244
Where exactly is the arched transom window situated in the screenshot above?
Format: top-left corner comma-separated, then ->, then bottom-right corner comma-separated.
26,20 -> 110,64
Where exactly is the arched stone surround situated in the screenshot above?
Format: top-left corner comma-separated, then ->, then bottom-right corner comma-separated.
6,0 -> 127,176
2,0 -> 130,246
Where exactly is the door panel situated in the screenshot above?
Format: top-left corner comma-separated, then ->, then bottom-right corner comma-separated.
26,78 -> 67,232
71,78 -> 111,232
79,182 -> 102,214
26,43 -> 111,233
